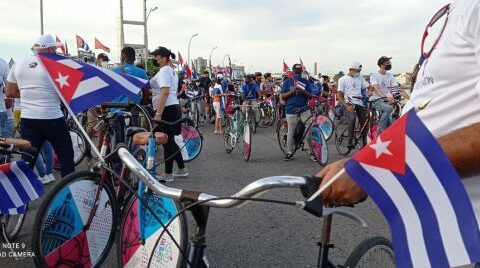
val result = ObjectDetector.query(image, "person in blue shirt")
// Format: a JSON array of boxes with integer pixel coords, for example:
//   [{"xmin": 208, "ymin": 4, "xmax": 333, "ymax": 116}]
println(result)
[
  {"xmin": 110, "ymin": 47, "xmax": 148, "ymax": 144},
  {"xmin": 280, "ymin": 63, "xmax": 318, "ymax": 161},
  {"xmin": 241, "ymin": 74, "xmax": 261, "ymax": 124}
]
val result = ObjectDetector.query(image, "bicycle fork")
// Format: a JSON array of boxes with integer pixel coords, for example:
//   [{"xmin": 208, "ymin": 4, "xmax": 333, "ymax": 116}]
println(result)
[{"xmin": 317, "ymin": 214, "xmax": 334, "ymax": 268}]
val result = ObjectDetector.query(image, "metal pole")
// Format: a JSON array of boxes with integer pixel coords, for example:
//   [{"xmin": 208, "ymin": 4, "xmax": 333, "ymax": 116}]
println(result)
[
  {"xmin": 187, "ymin": 33, "xmax": 198, "ymax": 67},
  {"xmin": 209, "ymin": 46, "xmax": 217, "ymax": 77},
  {"xmin": 40, "ymin": 0, "xmax": 44, "ymax": 34},
  {"xmin": 119, "ymin": 0, "xmax": 125, "ymax": 49},
  {"xmin": 143, "ymin": 0, "xmax": 148, "ymax": 72}
]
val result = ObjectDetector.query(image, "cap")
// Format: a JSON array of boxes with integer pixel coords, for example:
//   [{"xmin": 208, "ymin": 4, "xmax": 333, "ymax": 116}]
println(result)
[
  {"xmin": 348, "ymin": 61, "xmax": 362, "ymax": 70},
  {"xmin": 97, "ymin": 53, "xmax": 110, "ymax": 62},
  {"xmin": 150, "ymin": 46, "xmax": 175, "ymax": 59},
  {"xmin": 292, "ymin": 63, "xmax": 303, "ymax": 72},
  {"xmin": 216, "ymin": 74, "xmax": 224, "ymax": 80},
  {"xmin": 313, "ymin": 75, "xmax": 320, "ymax": 80},
  {"xmin": 34, "ymin": 34, "xmax": 62, "ymax": 49},
  {"xmin": 377, "ymin": 56, "xmax": 392, "ymax": 66}
]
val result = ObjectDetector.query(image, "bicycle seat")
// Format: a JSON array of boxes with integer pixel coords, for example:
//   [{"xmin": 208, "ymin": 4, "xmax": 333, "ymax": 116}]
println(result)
[
  {"xmin": 132, "ymin": 132, "xmax": 168, "ymax": 145},
  {"xmin": 126, "ymin": 127, "xmax": 147, "ymax": 139}
]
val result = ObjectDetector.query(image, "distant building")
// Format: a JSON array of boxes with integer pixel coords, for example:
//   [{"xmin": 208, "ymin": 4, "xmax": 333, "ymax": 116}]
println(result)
[
  {"xmin": 194, "ymin": 57, "xmax": 208, "ymax": 72},
  {"xmin": 231, "ymin": 65, "xmax": 245, "ymax": 80}
]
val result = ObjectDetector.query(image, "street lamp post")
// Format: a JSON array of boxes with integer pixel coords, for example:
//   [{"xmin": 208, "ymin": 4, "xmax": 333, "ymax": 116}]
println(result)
[
  {"xmin": 209, "ymin": 46, "xmax": 217, "ymax": 77},
  {"xmin": 40, "ymin": 0, "xmax": 44, "ymax": 34},
  {"xmin": 144, "ymin": 5, "xmax": 158, "ymax": 72},
  {"xmin": 187, "ymin": 33, "xmax": 198, "ymax": 67}
]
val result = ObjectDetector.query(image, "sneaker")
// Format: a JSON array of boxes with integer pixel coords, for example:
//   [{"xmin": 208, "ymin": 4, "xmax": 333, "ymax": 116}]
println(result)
[
  {"xmin": 157, "ymin": 174, "xmax": 175, "ymax": 182},
  {"xmin": 283, "ymin": 154, "xmax": 293, "ymax": 161},
  {"xmin": 39, "ymin": 176, "xmax": 52, "ymax": 185},
  {"xmin": 309, "ymin": 154, "xmax": 317, "ymax": 162},
  {"xmin": 47, "ymin": 174, "xmax": 56, "ymax": 183},
  {"xmin": 173, "ymin": 168, "xmax": 189, "ymax": 177}
]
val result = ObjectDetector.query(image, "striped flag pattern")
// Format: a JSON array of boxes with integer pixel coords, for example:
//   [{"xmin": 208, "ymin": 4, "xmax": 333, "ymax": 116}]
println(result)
[
  {"xmin": 0, "ymin": 161, "xmax": 44, "ymax": 215},
  {"xmin": 76, "ymin": 35, "xmax": 91, "ymax": 52},
  {"xmin": 37, "ymin": 53, "xmax": 148, "ymax": 114},
  {"xmin": 345, "ymin": 110, "xmax": 480, "ymax": 267}
]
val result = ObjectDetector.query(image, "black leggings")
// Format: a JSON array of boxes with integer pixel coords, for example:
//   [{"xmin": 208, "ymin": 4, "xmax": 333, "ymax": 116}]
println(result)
[{"xmin": 160, "ymin": 105, "xmax": 185, "ymax": 174}]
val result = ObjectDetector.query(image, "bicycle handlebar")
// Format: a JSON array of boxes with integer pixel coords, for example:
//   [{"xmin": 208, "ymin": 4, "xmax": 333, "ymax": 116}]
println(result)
[
  {"xmin": 101, "ymin": 102, "xmax": 134, "ymax": 109},
  {"xmin": 117, "ymin": 147, "xmax": 366, "ymax": 226}
]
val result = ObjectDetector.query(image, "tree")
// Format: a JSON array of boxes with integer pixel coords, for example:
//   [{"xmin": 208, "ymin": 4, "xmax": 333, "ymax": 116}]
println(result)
[
  {"xmin": 334, "ymin": 71, "xmax": 345, "ymax": 82},
  {"xmin": 146, "ymin": 59, "xmax": 160, "ymax": 78}
]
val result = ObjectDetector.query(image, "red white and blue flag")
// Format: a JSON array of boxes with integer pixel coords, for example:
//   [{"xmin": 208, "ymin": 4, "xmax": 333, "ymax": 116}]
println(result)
[
  {"xmin": 300, "ymin": 58, "xmax": 306, "ymax": 72},
  {"xmin": 283, "ymin": 60, "xmax": 290, "ymax": 73},
  {"xmin": 294, "ymin": 79, "xmax": 306, "ymax": 90},
  {"xmin": 0, "ymin": 161, "xmax": 43, "ymax": 215},
  {"xmin": 178, "ymin": 52, "xmax": 184, "ymax": 66},
  {"xmin": 191, "ymin": 60, "xmax": 198, "ymax": 79},
  {"xmin": 37, "ymin": 53, "xmax": 148, "ymax": 114},
  {"xmin": 76, "ymin": 35, "xmax": 91, "ymax": 52},
  {"xmin": 345, "ymin": 110, "xmax": 480, "ymax": 268},
  {"xmin": 184, "ymin": 64, "xmax": 192, "ymax": 79}
]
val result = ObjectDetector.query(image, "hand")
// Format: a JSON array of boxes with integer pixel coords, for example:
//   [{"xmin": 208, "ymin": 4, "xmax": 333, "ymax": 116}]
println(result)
[
  {"xmin": 154, "ymin": 114, "xmax": 162, "ymax": 121},
  {"xmin": 315, "ymin": 159, "xmax": 367, "ymax": 205},
  {"xmin": 345, "ymin": 104, "xmax": 354, "ymax": 113},
  {"xmin": 387, "ymin": 96, "xmax": 395, "ymax": 103}
]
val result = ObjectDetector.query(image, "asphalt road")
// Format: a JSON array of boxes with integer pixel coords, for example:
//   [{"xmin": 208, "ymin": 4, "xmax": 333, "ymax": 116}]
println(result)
[{"xmin": 0, "ymin": 123, "xmax": 390, "ymax": 268}]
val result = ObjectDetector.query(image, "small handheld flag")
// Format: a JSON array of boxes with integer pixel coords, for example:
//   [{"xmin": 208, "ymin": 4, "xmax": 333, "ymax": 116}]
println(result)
[
  {"xmin": 76, "ymin": 35, "xmax": 91, "ymax": 52},
  {"xmin": 94, "ymin": 38, "xmax": 110, "ymax": 53}
]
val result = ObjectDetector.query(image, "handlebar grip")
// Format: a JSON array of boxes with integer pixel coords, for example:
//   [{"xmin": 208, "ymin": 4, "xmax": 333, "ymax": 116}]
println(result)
[
  {"xmin": 101, "ymin": 102, "xmax": 133, "ymax": 109},
  {"xmin": 15, "ymin": 145, "xmax": 38, "ymax": 157}
]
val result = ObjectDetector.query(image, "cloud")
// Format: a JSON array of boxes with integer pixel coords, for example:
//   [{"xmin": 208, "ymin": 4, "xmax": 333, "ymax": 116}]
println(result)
[{"xmin": 0, "ymin": 0, "xmax": 450, "ymax": 74}]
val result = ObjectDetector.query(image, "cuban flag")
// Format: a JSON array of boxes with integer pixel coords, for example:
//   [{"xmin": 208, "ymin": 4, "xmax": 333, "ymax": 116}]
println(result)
[
  {"xmin": 191, "ymin": 60, "xmax": 198, "ymax": 79},
  {"xmin": 0, "ymin": 161, "xmax": 44, "ymax": 215},
  {"xmin": 283, "ymin": 60, "xmax": 290, "ymax": 73},
  {"xmin": 294, "ymin": 79, "xmax": 306, "ymax": 90},
  {"xmin": 178, "ymin": 52, "xmax": 184, "ymax": 66},
  {"xmin": 37, "ymin": 53, "xmax": 148, "ymax": 114},
  {"xmin": 345, "ymin": 110, "xmax": 480, "ymax": 268},
  {"xmin": 76, "ymin": 35, "xmax": 91, "ymax": 52}
]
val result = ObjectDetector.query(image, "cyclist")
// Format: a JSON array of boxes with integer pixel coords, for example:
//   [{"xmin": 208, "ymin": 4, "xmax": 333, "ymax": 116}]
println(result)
[
  {"xmin": 254, "ymin": 72, "xmax": 263, "ymax": 87},
  {"xmin": 280, "ymin": 63, "xmax": 318, "ymax": 161},
  {"xmin": 242, "ymin": 74, "xmax": 261, "ymax": 121},
  {"xmin": 198, "ymin": 71, "xmax": 212, "ymax": 123},
  {"xmin": 212, "ymin": 74, "xmax": 226, "ymax": 134},
  {"xmin": 260, "ymin": 73, "xmax": 275, "ymax": 98},
  {"xmin": 0, "ymin": 58, "xmax": 12, "ymax": 138},
  {"xmin": 369, "ymin": 56, "xmax": 396, "ymax": 135},
  {"xmin": 337, "ymin": 61, "xmax": 370, "ymax": 148},
  {"xmin": 317, "ymin": 0, "xmax": 480, "ymax": 208}
]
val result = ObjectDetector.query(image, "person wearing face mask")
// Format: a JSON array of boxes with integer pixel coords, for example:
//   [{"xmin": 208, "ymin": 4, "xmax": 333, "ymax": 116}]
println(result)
[
  {"xmin": 369, "ymin": 56, "xmax": 397, "ymax": 134},
  {"xmin": 5, "ymin": 34, "xmax": 75, "ymax": 178},
  {"xmin": 336, "ymin": 61, "xmax": 370, "ymax": 148},
  {"xmin": 96, "ymin": 53, "xmax": 110, "ymax": 68},
  {"xmin": 149, "ymin": 46, "xmax": 188, "ymax": 182}
]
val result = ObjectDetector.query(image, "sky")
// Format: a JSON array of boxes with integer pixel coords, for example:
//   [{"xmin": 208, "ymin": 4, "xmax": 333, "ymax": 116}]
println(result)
[{"xmin": 0, "ymin": 0, "xmax": 450, "ymax": 74}]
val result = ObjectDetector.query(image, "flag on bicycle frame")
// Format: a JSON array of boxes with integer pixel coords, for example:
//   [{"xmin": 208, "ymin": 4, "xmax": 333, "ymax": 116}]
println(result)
[
  {"xmin": 36, "ymin": 53, "xmax": 148, "ymax": 114},
  {"xmin": 0, "ymin": 161, "xmax": 44, "ymax": 215},
  {"xmin": 344, "ymin": 109, "xmax": 480, "ymax": 268}
]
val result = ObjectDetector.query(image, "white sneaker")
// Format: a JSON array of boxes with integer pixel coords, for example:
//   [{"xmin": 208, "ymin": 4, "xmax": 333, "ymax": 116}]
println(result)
[
  {"xmin": 39, "ymin": 176, "xmax": 52, "ymax": 185},
  {"xmin": 173, "ymin": 168, "xmax": 189, "ymax": 177},
  {"xmin": 47, "ymin": 174, "xmax": 56, "ymax": 183}
]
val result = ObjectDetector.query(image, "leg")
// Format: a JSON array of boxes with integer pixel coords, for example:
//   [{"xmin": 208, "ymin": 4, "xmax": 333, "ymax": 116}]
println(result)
[
  {"xmin": 355, "ymin": 105, "xmax": 368, "ymax": 147},
  {"xmin": 112, "ymin": 114, "xmax": 126, "ymax": 145},
  {"xmin": 346, "ymin": 109, "xmax": 357, "ymax": 144},
  {"xmin": 35, "ymin": 151, "xmax": 47, "ymax": 178},
  {"xmin": 373, "ymin": 101, "xmax": 393, "ymax": 135},
  {"xmin": 4, "ymin": 117, "xmax": 14, "ymax": 138},
  {"xmin": 300, "ymin": 110, "xmax": 313, "ymax": 150},
  {"xmin": 285, "ymin": 114, "xmax": 299, "ymax": 155},
  {"xmin": 0, "ymin": 112, "xmax": 7, "ymax": 137},
  {"xmin": 44, "ymin": 118, "xmax": 75, "ymax": 177},
  {"xmin": 19, "ymin": 118, "xmax": 44, "ymax": 169},
  {"xmin": 42, "ymin": 141, "xmax": 54, "ymax": 175}
]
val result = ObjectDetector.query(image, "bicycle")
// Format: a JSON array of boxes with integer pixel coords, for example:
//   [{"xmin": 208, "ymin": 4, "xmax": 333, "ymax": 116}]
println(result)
[
  {"xmin": 224, "ymin": 100, "xmax": 251, "ymax": 161},
  {"xmin": 257, "ymin": 94, "xmax": 277, "ymax": 127},
  {"xmin": 334, "ymin": 97, "xmax": 385, "ymax": 156},
  {"xmin": 0, "ymin": 137, "xmax": 37, "ymax": 244},
  {"xmin": 116, "ymin": 147, "xmax": 396, "ymax": 267},
  {"xmin": 310, "ymin": 95, "xmax": 335, "ymax": 141},
  {"xmin": 32, "ymin": 103, "xmax": 191, "ymax": 267},
  {"xmin": 277, "ymin": 106, "xmax": 329, "ymax": 166},
  {"xmin": 185, "ymin": 93, "xmax": 205, "ymax": 128}
]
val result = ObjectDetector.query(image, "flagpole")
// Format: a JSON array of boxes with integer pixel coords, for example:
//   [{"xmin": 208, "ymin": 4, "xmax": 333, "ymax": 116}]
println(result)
[{"xmin": 34, "ymin": 53, "xmax": 104, "ymax": 162}]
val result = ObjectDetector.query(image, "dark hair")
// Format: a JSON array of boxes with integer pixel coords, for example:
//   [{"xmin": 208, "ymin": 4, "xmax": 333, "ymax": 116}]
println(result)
[
  {"xmin": 321, "ymin": 75, "xmax": 330, "ymax": 81},
  {"xmin": 264, "ymin": 72, "xmax": 271, "ymax": 78},
  {"xmin": 121, "ymin": 47, "xmax": 136, "ymax": 64},
  {"xmin": 150, "ymin": 46, "xmax": 176, "ymax": 60}
]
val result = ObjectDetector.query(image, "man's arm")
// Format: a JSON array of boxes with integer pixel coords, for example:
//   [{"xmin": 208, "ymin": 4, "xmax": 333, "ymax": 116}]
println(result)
[{"xmin": 6, "ymin": 82, "xmax": 20, "ymax": 98}]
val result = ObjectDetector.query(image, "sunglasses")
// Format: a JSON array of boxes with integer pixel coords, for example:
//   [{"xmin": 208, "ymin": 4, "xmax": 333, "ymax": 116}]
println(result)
[{"xmin": 420, "ymin": 4, "xmax": 451, "ymax": 63}]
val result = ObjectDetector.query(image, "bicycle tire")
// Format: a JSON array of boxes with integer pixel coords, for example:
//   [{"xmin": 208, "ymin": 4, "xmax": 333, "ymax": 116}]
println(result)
[
  {"xmin": 334, "ymin": 124, "xmax": 352, "ymax": 156},
  {"xmin": 276, "ymin": 118, "xmax": 288, "ymax": 155},
  {"xmin": 53, "ymin": 127, "xmax": 87, "ymax": 171},
  {"xmin": 314, "ymin": 115, "xmax": 334, "ymax": 141},
  {"xmin": 243, "ymin": 121, "xmax": 252, "ymax": 161},
  {"xmin": 309, "ymin": 124, "xmax": 329, "ymax": 166},
  {"xmin": 0, "ymin": 204, "xmax": 28, "ymax": 242},
  {"xmin": 174, "ymin": 123, "xmax": 203, "ymax": 162},
  {"xmin": 224, "ymin": 117, "xmax": 234, "ymax": 153},
  {"xmin": 344, "ymin": 236, "xmax": 395, "ymax": 268},
  {"xmin": 32, "ymin": 170, "xmax": 118, "ymax": 268},
  {"xmin": 117, "ymin": 190, "xmax": 188, "ymax": 268}
]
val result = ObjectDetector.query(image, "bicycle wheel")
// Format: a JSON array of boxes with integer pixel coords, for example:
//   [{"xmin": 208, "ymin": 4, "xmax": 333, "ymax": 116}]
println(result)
[
  {"xmin": 174, "ymin": 123, "xmax": 203, "ymax": 162},
  {"xmin": 0, "ymin": 204, "xmax": 28, "ymax": 242},
  {"xmin": 53, "ymin": 127, "xmax": 87, "ymax": 170},
  {"xmin": 243, "ymin": 120, "xmax": 252, "ymax": 161},
  {"xmin": 344, "ymin": 236, "xmax": 395, "ymax": 268},
  {"xmin": 309, "ymin": 124, "xmax": 329, "ymax": 166},
  {"xmin": 314, "ymin": 115, "xmax": 334, "ymax": 141},
  {"xmin": 224, "ymin": 117, "xmax": 234, "ymax": 153},
  {"xmin": 117, "ymin": 192, "xmax": 188, "ymax": 268},
  {"xmin": 276, "ymin": 118, "xmax": 288, "ymax": 155},
  {"xmin": 334, "ymin": 124, "xmax": 352, "ymax": 156},
  {"xmin": 32, "ymin": 171, "xmax": 118, "ymax": 268}
]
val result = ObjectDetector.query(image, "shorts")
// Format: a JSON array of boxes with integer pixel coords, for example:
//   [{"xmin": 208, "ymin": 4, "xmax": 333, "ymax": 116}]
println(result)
[{"xmin": 213, "ymin": 102, "xmax": 223, "ymax": 119}]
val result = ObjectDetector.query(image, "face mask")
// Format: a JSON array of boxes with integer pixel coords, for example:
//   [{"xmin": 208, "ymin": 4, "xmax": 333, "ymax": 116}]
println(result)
[
  {"xmin": 153, "ymin": 60, "xmax": 159, "ymax": 67},
  {"xmin": 101, "ymin": 62, "xmax": 109, "ymax": 68},
  {"xmin": 385, "ymin": 64, "xmax": 392, "ymax": 71},
  {"xmin": 353, "ymin": 72, "xmax": 361, "ymax": 77}
]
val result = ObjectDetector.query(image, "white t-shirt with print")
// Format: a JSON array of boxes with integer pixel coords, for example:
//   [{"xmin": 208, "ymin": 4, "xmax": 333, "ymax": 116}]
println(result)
[
  {"xmin": 402, "ymin": 0, "xmax": 480, "ymax": 225},
  {"xmin": 0, "ymin": 59, "xmax": 10, "ymax": 113},
  {"xmin": 151, "ymin": 65, "xmax": 179, "ymax": 109},
  {"xmin": 369, "ymin": 71, "xmax": 398, "ymax": 101},
  {"xmin": 337, "ymin": 75, "xmax": 369, "ymax": 107},
  {"xmin": 7, "ymin": 55, "xmax": 63, "ymax": 119}
]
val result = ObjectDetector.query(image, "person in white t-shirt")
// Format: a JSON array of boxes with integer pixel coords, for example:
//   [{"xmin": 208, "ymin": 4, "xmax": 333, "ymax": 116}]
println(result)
[
  {"xmin": 5, "ymin": 34, "xmax": 74, "ymax": 181},
  {"xmin": 369, "ymin": 56, "xmax": 397, "ymax": 135},
  {"xmin": 149, "ymin": 46, "xmax": 188, "ymax": 182},
  {"xmin": 0, "ymin": 58, "xmax": 12, "ymax": 137},
  {"xmin": 337, "ymin": 61, "xmax": 370, "ymax": 148},
  {"xmin": 314, "ymin": 0, "xmax": 480, "ymax": 219}
]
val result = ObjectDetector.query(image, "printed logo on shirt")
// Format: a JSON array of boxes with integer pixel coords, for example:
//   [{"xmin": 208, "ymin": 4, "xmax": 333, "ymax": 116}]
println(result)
[
  {"xmin": 413, "ymin": 76, "xmax": 434, "ymax": 91},
  {"xmin": 29, "ymin": 62, "xmax": 38, "ymax": 68},
  {"xmin": 352, "ymin": 83, "xmax": 357, "ymax": 88}
]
